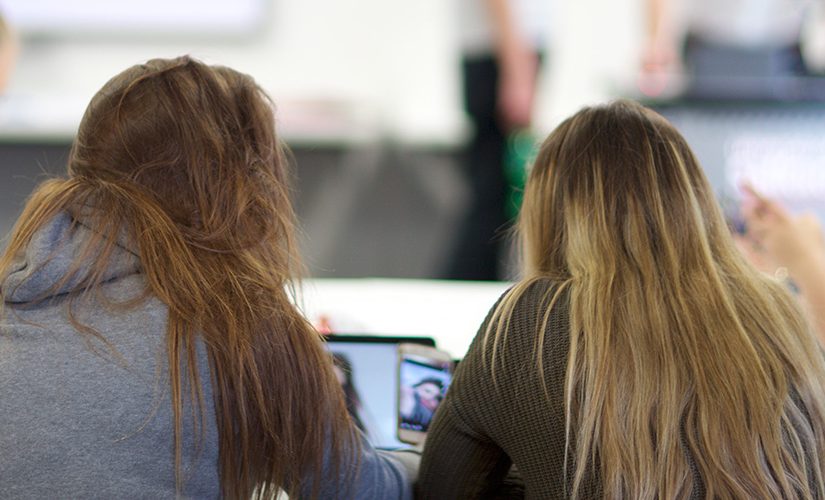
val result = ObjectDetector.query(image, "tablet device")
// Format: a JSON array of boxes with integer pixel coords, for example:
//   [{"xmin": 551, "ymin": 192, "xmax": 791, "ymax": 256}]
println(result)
[{"xmin": 325, "ymin": 335, "xmax": 434, "ymax": 448}]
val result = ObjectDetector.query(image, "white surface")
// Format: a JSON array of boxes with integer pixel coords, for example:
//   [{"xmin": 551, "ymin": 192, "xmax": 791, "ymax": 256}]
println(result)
[
  {"xmin": 0, "ymin": 0, "xmax": 466, "ymax": 145},
  {"xmin": 0, "ymin": 0, "xmax": 646, "ymax": 145},
  {"xmin": 297, "ymin": 278, "xmax": 511, "ymax": 359},
  {"xmin": 2, "ymin": 0, "xmax": 265, "ymax": 36}
]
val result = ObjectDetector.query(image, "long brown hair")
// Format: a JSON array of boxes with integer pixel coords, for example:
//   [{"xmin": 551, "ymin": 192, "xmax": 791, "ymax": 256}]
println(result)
[
  {"xmin": 487, "ymin": 100, "xmax": 825, "ymax": 498},
  {"xmin": 0, "ymin": 56, "xmax": 357, "ymax": 498}
]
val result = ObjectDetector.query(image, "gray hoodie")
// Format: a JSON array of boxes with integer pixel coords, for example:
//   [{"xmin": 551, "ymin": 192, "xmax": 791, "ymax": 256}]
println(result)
[{"xmin": 0, "ymin": 211, "xmax": 412, "ymax": 499}]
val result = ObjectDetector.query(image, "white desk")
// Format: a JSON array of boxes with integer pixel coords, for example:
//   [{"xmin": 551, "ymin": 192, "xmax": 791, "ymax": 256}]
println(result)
[{"xmin": 298, "ymin": 278, "xmax": 511, "ymax": 358}]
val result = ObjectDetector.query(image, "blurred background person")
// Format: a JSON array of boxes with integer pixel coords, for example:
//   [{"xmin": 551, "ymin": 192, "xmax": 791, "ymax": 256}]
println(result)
[
  {"xmin": 642, "ymin": 0, "xmax": 823, "ymax": 98},
  {"xmin": 0, "ymin": 13, "xmax": 16, "ymax": 92},
  {"xmin": 447, "ymin": 0, "xmax": 550, "ymax": 281}
]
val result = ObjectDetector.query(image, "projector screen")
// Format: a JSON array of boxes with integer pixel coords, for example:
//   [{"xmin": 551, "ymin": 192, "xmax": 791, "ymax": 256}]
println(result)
[{"xmin": 0, "ymin": 0, "xmax": 267, "ymax": 38}]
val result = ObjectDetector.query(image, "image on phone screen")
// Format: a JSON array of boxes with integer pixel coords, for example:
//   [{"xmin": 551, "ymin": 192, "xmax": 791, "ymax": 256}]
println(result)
[{"xmin": 398, "ymin": 353, "xmax": 452, "ymax": 435}]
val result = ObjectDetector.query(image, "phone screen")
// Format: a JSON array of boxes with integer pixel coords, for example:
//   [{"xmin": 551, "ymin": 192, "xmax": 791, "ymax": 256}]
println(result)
[{"xmin": 398, "ymin": 353, "xmax": 452, "ymax": 434}]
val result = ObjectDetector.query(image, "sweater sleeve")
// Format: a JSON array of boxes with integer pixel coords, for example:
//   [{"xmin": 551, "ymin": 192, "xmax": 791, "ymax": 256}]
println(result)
[
  {"xmin": 305, "ymin": 429, "xmax": 414, "ymax": 500},
  {"xmin": 416, "ymin": 291, "xmax": 514, "ymax": 498},
  {"xmin": 417, "ymin": 279, "xmax": 571, "ymax": 498},
  {"xmin": 347, "ymin": 440, "xmax": 414, "ymax": 500},
  {"xmin": 415, "ymin": 399, "xmax": 513, "ymax": 498}
]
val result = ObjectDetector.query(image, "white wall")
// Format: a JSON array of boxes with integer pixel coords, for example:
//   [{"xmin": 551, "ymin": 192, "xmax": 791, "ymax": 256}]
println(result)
[
  {"xmin": 3, "ymin": 0, "xmax": 644, "ymax": 144},
  {"xmin": 545, "ymin": 0, "xmax": 643, "ymax": 127}
]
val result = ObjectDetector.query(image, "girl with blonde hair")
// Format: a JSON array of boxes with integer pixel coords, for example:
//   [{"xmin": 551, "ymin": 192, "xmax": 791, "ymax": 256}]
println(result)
[{"xmin": 418, "ymin": 100, "xmax": 825, "ymax": 499}]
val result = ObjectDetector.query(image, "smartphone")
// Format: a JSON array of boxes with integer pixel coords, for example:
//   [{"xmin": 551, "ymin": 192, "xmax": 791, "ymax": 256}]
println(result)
[{"xmin": 397, "ymin": 343, "xmax": 454, "ymax": 445}]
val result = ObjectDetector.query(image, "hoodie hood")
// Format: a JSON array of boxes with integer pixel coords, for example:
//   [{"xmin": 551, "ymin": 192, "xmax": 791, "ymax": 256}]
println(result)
[{"xmin": 2, "ymin": 211, "xmax": 141, "ymax": 304}]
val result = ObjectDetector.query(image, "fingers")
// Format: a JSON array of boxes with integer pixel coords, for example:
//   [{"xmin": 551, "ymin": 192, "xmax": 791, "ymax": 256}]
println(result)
[
  {"xmin": 737, "ymin": 184, "xmax": 793, "ymax": 258},
  {"xmin": 740, "ymin": 183, "xmax": 770, "ymax": 218},
  {"xmin": 739, "ymin": 182, "xmax": 765, "ymax": 203},
  {"xmin": 735, "ymin": 183, "xmax": 825, "ymax": 279},
  {"xmin": 739, "ymin": 183, "xmax": 789, "ymax": 226},
  {"xmin": 744, "ymin": 207, "xmax": 781, "ymax": 244}
]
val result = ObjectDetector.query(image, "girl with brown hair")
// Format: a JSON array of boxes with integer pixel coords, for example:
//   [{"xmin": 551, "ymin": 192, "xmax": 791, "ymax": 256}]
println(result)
[
  {"xmin": 0, "ymin": 56, "xmax": 412, "ymax": 499},
  {"xmin": 417, "ymin": 100, "xmax": 825, "ymax": 499}
]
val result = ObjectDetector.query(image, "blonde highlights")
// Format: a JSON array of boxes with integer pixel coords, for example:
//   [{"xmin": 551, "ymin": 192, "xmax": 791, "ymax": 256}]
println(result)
[{"xmin": 489, "ymin": 100, "xmax": 825, "ymax": 498}]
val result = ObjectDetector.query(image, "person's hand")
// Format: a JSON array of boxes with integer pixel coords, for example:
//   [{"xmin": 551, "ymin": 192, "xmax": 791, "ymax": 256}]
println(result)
[
  {"xmin": 741, "ymin": 185, "xmax": 825, "ymax": 278},
  {"xmin": 486, "ymin": 0, "xmax": 539, "ymax": 130},
  {"xmin": 740, "ymin": 184, "xmax": 825, "ymax": 346},
  {"xmin": 638, "ymin": 0, "xmax": 684, "ymax": 98},
  {"xmin": 497, "ymin": 49, "xmax": 538, "ymax": 130},
  {"xmin": 732, "ymin": 233, "xmax": 777, "ymax": 275},
  {"xmin": 638, "ymin": 39, "xmax": 683, "ymax": 97}
]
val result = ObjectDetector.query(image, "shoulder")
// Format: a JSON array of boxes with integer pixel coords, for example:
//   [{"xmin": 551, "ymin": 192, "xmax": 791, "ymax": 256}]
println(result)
[
  {"xmin": 460, "ymin": 277, "xmax": 570, "ymax": 384},
  {"xmin": 470, "ymin": 277, "xmax": 571, "ymax": 391},
  {"xmin": 487, "ymin": 277, "xmax": 570, "ymax": 338},
  {"xmin": 515, "ymin": 277, "xmax": 567, "ymax": 309},
  {"xmin": 438, "ymin": 278, "xmax": 570, "ymax": 444},
  {"xmin": 0, "ymin": 286, "xmax": 169, "ymax": 383}
]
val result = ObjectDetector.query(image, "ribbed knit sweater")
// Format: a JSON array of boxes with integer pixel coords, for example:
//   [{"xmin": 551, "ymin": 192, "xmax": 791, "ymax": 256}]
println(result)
[{"xmin": 416, "ymin": 279, "xmax": 595, "ymax": 499}]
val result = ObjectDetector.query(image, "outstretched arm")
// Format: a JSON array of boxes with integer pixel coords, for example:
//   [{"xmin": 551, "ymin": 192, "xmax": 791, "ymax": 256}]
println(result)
[
  {"xmin": 639, "ymin": 0, "xmax": 684, "ymax": 95},
  {"xmin": 643, "ymin": 0, "xmax": 677, "ymax": 69},
  {"xmin": 485, "ymin": 0, "xmax": 539, "ymax": 129},
  {"xmin": 303, "ymin": 429, "xmax": 415, "ymax": 500},
  {"xmin": 0, "ymin": 14, "xmax": 17, "ymax": 92},
  {"xmin": 416, "ymin": 391, "xmax": 511, "ymax": 498},
  {"xmin": 741, "ymin": 185, "xmax": 825, "ymax": 346}
]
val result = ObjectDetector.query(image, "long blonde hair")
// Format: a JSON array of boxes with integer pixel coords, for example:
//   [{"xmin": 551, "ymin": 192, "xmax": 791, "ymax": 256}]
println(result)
[
  {"xmin": 488, "ymin": 100, "xmax": 825, "ymax": 498},
  {"xmin": 0, "ymin": 57, "xmax": 357, "ymax": 499}
]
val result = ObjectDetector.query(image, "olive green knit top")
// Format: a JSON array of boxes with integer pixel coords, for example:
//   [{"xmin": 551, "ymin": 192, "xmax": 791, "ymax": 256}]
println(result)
[{"xmin": 417, "ymin": 279, "xmax": 600, "ymax": 499}]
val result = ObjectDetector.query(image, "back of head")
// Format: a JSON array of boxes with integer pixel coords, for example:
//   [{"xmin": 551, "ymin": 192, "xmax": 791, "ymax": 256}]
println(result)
[
  {"xmin": 0, "ymin": 56, "xmax": 355, "ymax": 498},
  {"xmin": 506, "ymin": 100, "xmax": 825, "ymax": 498},
  {"xmin": 71, "ymin": 56, "xmax": 289, "ymax": 256}
]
